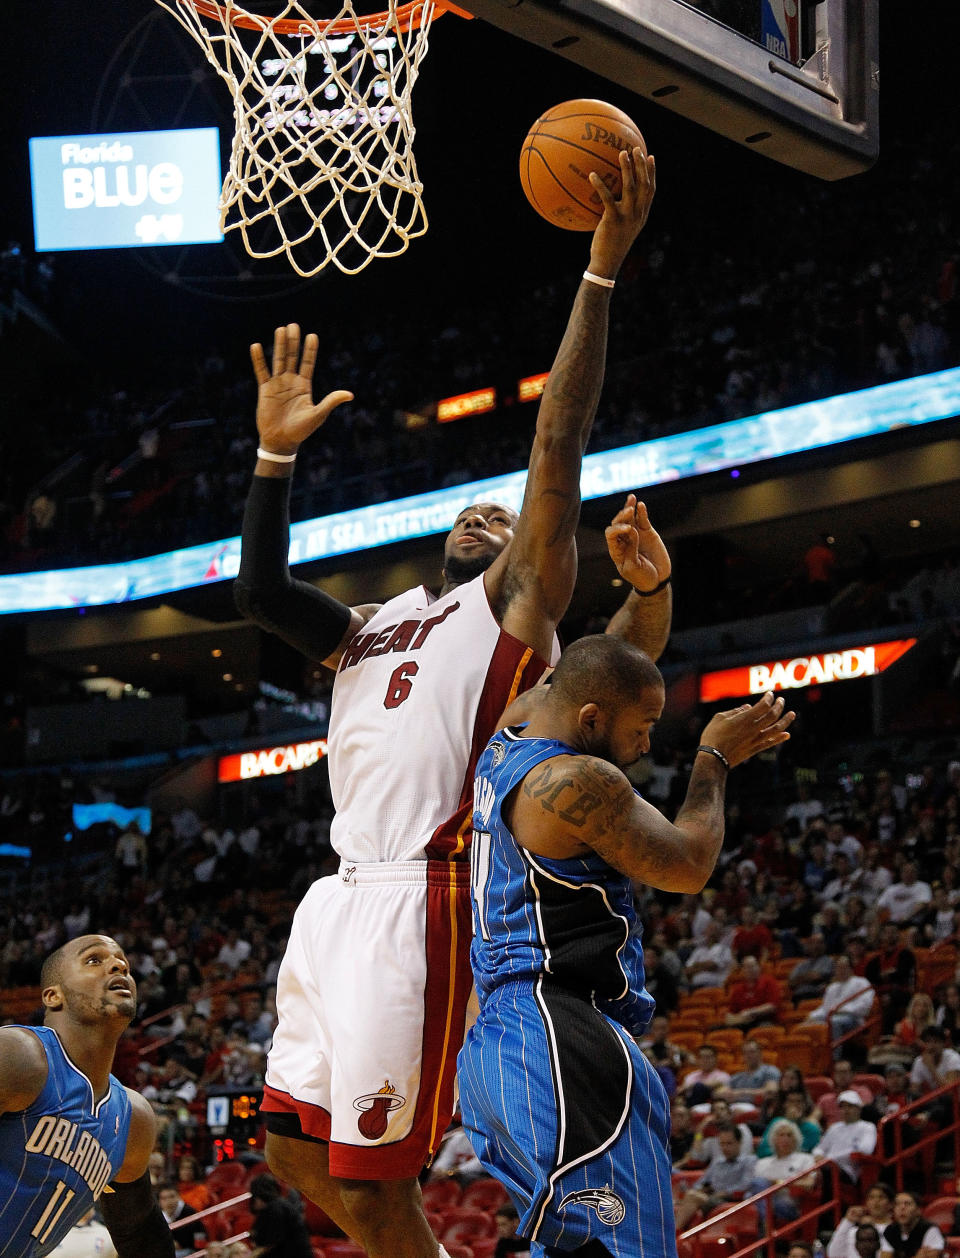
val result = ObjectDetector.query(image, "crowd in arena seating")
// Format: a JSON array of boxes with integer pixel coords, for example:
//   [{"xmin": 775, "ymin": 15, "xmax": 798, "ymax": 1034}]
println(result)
[
  {"xmin": 3, "ymin": 117, "xmax": 960, "ymax": 1240},
  {"xmin": 2, "ymin": 709, "xmax": 960, "ymax": 1252},
  {"xmin": 1, "ymin": 124, "xmax": 958, "ymax": 582}
]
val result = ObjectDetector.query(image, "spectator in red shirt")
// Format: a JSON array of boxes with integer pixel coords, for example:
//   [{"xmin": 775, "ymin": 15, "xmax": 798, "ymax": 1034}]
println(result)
[
  {"xmin": 732, "ymin": 905, "xmax": 775, "ymax": 963},
  {"xmin": 725, "ymin": 956, "xmax": 782, "ymax": 1030}
]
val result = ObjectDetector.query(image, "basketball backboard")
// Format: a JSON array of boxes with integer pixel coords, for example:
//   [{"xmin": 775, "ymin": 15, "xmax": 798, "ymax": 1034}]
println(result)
[{"xmin": 461, "ymin": 0, "xmax": 878, "ymax": 179}]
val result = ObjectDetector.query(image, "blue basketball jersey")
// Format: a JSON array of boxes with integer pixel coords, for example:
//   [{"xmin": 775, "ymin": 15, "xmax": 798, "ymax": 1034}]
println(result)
[
  {"xmin": 0, "ymin": 1026, "xmax": 132, "ymax": 1257},
  {"xmin": 469, "ymin": 726, "xmax": 655, "ymax": 1036},
  {"xmin": 461, "ymin": 728, "xmax": 675, "ymax": 1256}
]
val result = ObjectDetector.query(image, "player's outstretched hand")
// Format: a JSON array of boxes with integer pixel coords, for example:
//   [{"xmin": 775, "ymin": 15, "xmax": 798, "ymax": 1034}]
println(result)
[
  {"xmin": 588, "ymin": 146, "xmax": 656, "ymax": 278},
  {"xmin": 250, "ymin": 323, "xmax": 353, "ymax": 456},
  {"xmin": 698, "ymin": 692, "xmax": 795, "ymax": 769},
  {"xmin": 605, "ymin": 493, "xmax": 670, "ymax": 593}
]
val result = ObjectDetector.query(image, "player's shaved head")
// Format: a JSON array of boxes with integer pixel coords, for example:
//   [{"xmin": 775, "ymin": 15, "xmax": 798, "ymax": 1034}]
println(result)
[
  {"xmin": 548, "ymin": 634, "xmax": 663, "ymax": 713},
  {"xmin": 40, "ymin": 935, "xmax": 121, "ymax": 992},
  {"xmin": 40, "ymin": 944, "xmax": 68, "ymax": 993}
]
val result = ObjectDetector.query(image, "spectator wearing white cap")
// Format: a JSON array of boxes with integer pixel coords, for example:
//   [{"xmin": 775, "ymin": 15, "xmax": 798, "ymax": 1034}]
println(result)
[{"xmin": 815, "ymin": 1092, "xmax": 878, "ymax": 1183}]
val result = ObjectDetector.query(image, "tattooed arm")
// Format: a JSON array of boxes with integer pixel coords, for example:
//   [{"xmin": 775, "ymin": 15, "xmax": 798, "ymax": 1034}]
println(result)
[
  {"xmin": 507, "ymin": 692, "xmax": 794, "ymax": 892},
  {"xmin": 486, "ymin": 148, "xmax": 657, "ymax": 661},
  {"xmin": 508, "ymin": 753, "xmax": 728, "ymax": 893}
]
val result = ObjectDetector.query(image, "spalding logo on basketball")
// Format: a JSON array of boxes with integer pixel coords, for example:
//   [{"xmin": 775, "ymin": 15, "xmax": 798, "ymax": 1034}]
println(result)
[
  {"xmin": 354, "ymin": 1080, "xmax": 406, "ymax": 1139},
  {"xmin": 520, "ymin": 99, "xmax": 646, "ymax": 232}
]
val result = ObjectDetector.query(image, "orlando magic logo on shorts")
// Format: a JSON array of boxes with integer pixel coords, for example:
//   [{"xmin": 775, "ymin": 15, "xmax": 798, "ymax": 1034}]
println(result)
[{"xmin": 558, "ymin": 1186, "xmax": 626, "ymax": 1225}]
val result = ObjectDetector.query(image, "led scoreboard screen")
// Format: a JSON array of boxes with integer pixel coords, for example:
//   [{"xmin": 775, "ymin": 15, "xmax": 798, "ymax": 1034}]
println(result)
[{"xmin": 29, "ymin": 128, "xmax": 223, "ymax": 252}]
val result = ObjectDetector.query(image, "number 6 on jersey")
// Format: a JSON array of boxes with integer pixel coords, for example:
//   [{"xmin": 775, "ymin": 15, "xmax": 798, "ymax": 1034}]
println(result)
[{"xmin": 383, "ymin": 661, "xmax": 418, "ymax": 709}]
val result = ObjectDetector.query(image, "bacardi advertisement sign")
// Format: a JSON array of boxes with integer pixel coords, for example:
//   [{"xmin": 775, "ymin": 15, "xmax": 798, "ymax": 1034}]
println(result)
[
  {"xmin": 699, "ymin": 639, "xmax": 917, "ymax": 703},
  {"xmin": 218, "ymin": 739, "xmax": 328, "ymax": 782},
  {"xmin": 437, "ymin": 387, "xmax": 497, "ymax": 423}
]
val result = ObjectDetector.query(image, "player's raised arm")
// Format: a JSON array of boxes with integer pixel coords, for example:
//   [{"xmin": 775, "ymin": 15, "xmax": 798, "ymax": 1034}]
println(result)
[
  {"xmin": 603, "ymin": 494, "xmax": 673, "ymax": 661},
  {"xmin": 487, "ymin": 149, "xmax": 656, "ymax": 658},
  {"xmin": 234, "ymin": 323, "xmax": 380, "ymax": 668},
  {"xmin": 513, "ymin": 692, "xmax": 793, "ymax": 892}
]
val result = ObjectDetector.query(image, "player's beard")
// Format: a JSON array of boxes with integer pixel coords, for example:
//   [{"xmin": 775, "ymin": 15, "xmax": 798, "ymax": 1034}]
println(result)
[{"xmin": 443, "ymin": 550, "xmax": 494, "ymax": 584}]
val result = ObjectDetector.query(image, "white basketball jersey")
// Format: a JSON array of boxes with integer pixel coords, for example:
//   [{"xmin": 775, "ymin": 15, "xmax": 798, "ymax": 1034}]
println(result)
[{"xmin": 327, "ymin": 574, "xmax": 554, "ymax": 863}]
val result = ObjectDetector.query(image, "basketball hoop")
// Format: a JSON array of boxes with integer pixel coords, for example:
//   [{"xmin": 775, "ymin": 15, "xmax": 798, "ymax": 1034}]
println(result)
[{"xmin": 153, "ymin": 0, "xmax": 467, "ymax": 276}]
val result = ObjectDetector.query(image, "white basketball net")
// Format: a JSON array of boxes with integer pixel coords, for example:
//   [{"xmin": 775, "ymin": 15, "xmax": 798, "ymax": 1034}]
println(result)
[{"xmin": 154, "ymin": 0, "xmax": 438, "ymax": 276}]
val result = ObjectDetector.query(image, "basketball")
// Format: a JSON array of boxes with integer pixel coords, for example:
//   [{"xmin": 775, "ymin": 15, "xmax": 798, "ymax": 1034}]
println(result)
[{"xmin": 519, "ymin": 99, "xmax": 646, "ymax": 232}]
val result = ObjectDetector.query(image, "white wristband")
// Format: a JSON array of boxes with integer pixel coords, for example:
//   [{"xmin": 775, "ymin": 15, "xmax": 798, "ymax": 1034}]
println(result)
[
  {"xmin": 257, "ymin": 447, "xmax": 297, "ymax": 464},
  {"xmin": 583, "ymin": 270, "xmax": 616, "ymax": 289}
]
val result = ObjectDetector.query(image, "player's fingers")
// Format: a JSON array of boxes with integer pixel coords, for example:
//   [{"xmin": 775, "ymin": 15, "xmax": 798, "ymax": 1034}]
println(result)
[
  {"xmin": 757, "ymin": 710, "xmax": 796, "ymax": 739},
  {"xmin": 645, "ymin": 154, "xmax": 657, "ymax": 198},
  {"xmin": 588, "ymin": 170, "xmax": 615, "ymax": 208},
  {"xmin": 300, "ymin": 332, "xmax": 319, "ymax": 381},
  {"xmin": 249, "ymin": 342, "xmax": 269, "ymax": 386},
  {"xmin": 619, "ymin": 146, "xmax": 638, "ymax": 190},
  {"xmin": 606, "ymin": 522, "xmax": 639, "ymax": 542},
  {"xmin": 272, "ymin": 326, "xmax": 285, "ymax": 376},
  {"xmin": 609, "ymin": 500, "xmax": 637, "ymax": 526},
  {"xmin": 750, "ymin": 692, "xmax": 778, "ymax": 719},
  {"xmin": 634, "ymin": 500, "xmax": 651, "ymax": 528},
  {"xmin": 285, "ymin": 323, "xmax": 301, "ymax": 374},
  {"xmin": 314, "ymin": 389, "xmax": 354, "ymax": 423}
]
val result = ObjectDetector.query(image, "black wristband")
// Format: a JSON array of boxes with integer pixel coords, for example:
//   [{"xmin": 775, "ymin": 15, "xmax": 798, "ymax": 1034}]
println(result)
[
  {"xmin": 696, "ymin": 744, "xmax": 730, "ymax": 771},
  {"xmin": 100, "ymin": 1172, "xmax": 176, "ymax": 1258},
  {"xmin": 632, "ymin": 574, "xmax": 672, "ymax": 597}
]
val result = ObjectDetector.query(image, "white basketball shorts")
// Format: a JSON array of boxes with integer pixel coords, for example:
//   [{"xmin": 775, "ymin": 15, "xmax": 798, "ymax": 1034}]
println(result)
[{"xmin": 261, "ymin": 858, "xmax": 473, "ymax": 1180}]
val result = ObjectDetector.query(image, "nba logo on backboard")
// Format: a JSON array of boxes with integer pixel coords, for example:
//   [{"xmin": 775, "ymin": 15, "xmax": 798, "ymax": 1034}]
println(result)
[
  {"xmin": 761, "ymin": 0, "xmax": 799, "ymax": 62},
  {"xmin": 206, "ymin": 1096, "xmax": 230, "ymax": 1131}
]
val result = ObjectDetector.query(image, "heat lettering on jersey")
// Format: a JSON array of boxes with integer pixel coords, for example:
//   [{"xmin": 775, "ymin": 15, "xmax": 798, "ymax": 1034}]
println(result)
[
  {"xmin": 24, "ymin": 1115, "xmax": 114, "ymax": 1197},
  {"xmin": 338, "ymin": 602, "xmax": 461, "ymax": 672}
]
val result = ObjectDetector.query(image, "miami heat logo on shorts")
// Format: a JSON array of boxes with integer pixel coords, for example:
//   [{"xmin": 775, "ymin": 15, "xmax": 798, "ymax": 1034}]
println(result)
[
  {"xmin": 353, "ymin": 1080, "xmax": 407, "ymax": 1139},
  {"xmin": 558, "ymin": 1186, "xmax": 626, "ymax": 1225}
]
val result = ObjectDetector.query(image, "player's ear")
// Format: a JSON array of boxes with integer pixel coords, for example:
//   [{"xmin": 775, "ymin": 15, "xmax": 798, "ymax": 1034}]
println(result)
[
  {"xmin": 577, "ymin": 702, "xmax": 602, "ymax": 734},
  {"xmin": 42, "ymin": 983, "xmax": 65, "ymax": 1012}
]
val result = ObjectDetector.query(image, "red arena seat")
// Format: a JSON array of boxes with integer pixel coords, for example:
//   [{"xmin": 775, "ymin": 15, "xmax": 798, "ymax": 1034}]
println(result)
[
  {"xmin": 441, "ymin": 1206, "xmax": 498, "ymax": 1249},
  {"xmin": 422, "ymin": 1179, "xmax": 463, "ymax": 1210},
  {"xmin": 923, "ymin": 1198, "xmax": 960, "ymax": 1234},
  {"xmin": 461, "ymin": 1177, "xmax": 509, "ymax": 1211}
]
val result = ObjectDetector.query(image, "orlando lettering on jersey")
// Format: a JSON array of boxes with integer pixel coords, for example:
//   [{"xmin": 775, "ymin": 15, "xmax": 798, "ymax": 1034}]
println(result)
[
  {"xmin": 0, "ymin": 1026, "xmax": 132, "ymax": 1258},
  {"xmin": 24, "ymin": 1115, "xmax": 114, "ymax": 1197},
  {"xmin": 337, "ymin": 603, "xmax": 460, "ymax": 671}
]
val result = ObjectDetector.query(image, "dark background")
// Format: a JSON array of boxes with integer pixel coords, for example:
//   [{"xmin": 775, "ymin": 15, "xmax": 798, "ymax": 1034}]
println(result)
[{"xmin": 0, "ymin": 0, "xmax": 945, "ymax": 363}]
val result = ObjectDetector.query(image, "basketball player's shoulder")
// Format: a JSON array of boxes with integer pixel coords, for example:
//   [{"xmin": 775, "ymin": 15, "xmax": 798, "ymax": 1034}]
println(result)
[
  {"xmin": 0, "ymin": 1026, "xmax": 49, "ymax": 1109},
  {"xmin": 569, "ymin": 754, "xmax": 634, "ymax": 799}
]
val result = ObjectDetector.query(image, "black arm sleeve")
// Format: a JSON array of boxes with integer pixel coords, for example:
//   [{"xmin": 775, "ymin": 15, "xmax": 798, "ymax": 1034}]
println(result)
[
  {"xmin": 233, "ymin": 473, "xmax": 353, "ymax": 662},
  {"xmin": 99, "ymin": 1172, "xmax": 175, "ymax": 1258}
]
